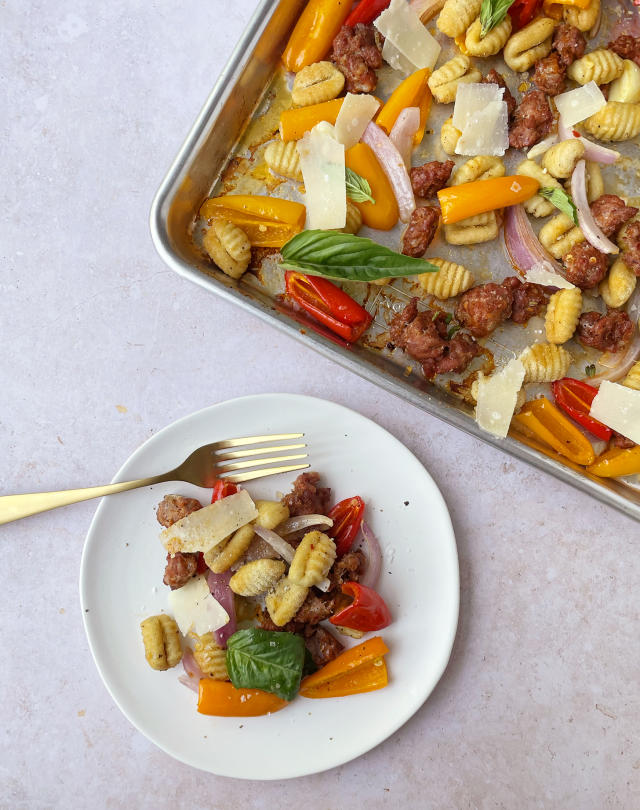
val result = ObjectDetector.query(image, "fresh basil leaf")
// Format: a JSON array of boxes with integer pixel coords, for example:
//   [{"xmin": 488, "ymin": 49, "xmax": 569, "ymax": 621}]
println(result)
[
  {"xmin": 539, "ymin": 187, "xmax": 579, "ymax": 226},
  {"xmin": 280, "ymin": 230, "xmax": 439, "ymax": 282},
  {"xmin": 480, "ymin": 0, "xmax": 515, "ymax": 37},
  {"xmin": 585, "ymin": 363, "xmax": 596, "ymax": 378},
  {"xmin": 226, "ymin": 628, "xmax": 305, "ymax": 701},
  {"xmin": 345, "ymin": 167, "xmax": 375, "ymax": 205}
]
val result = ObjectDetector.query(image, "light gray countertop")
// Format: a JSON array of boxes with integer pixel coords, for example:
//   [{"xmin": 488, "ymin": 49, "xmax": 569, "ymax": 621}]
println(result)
[{"xmin": 2, "ymin": 2, "xmax": 639, "ymax": 807}]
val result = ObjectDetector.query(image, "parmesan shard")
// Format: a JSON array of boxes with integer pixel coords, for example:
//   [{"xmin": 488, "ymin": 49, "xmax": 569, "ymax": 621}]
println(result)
[
  {"xmin": 167, "ymin": 575, "xmax": 230, "ymax": 636},
  {"xmin": 334, "ymin": 93, "xmax": 381, "ymax": 149},
  {"xmin": 382, "ymin": 39, "xmax": 415, "ymax": 76},
  {"xmin": 589, "ymin": 380, "xmax": 640, "ymax": 444},
  {"xmin": 297, "ymin": 122, "xmax": 347, "ymax": 230},
  {"xmin": 455, "ymin": 99, "xmax": 509, "ymax": 157},
  {"xmin": 475, "ymin": 359, "xmax": 526, "ymax": 438},
  {"xmin": 375, "ymin": 0, "xmax": 441, "ymax": 72},
  {"xmin": 555, "ymin": 82, "xmax": 606, "ymax": 127},
  {"xmin": 524, "ymin": 264, "xmax": 576, "ymax": 290},
  {"xmin": 452, "ymin": 83, "xmax": 504, "ymax": 131},
  {"xmin": 160, "ymin": 489, "xmax": 258, "ymax": 555}
]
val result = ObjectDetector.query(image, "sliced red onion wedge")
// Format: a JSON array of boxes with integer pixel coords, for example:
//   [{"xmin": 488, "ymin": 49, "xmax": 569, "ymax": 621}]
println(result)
[
  {"xmin": 207, "ymin": 569, "xmax": 236, "ymax": 648},
  {"xmin": 503, "ymin": 204, "xmax": 564, "ymax": 276},
  {"xmin": 362, "ymin": 121, "xmax": 416, "ymax": 222},
  {"xmin": 587, "ymin": 286, "xmax": 640, "ymax": 383},
  {"xmin": 179, "ymin": 649, "xmax": 205, "ymax": 693},
  {"xmin": 278, "ymin": 514, "xmax": 333, "ymax": 535},
  {"xmin": 571, "ymin": 160, "xmax": 619, "ymax": 255},
  {"xmin": 527, "ymin": 134, "xmax": 558, "ymax": 160},
  {"xmin": 389, "ymin": 106, "xmax": 420, "ymax": 170},
  {"xmin": 253, "ymin": 524, "xmax": 295, "ymax": 564},
  {"xmin": 357, "ymin": 520, "xmax": 383, "ymax": 590},
  {"xmin": 557, "ymin": 117, "xmax": 620, "ymax": 165}
]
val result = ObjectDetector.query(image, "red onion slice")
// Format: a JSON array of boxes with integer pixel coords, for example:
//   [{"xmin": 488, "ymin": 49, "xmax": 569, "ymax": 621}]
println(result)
[
  {"xmin": 278, "ymin": 514, "xmax": 333, "ymax": 535},
  {"xmin": 179, "ymin": 649, "xmax": 205, "ymax": 693},
  {"xmin": 253, "ymin": 525, "xmax": 295, "ymax": 564},
  {"xmin": 357, "ymin": 520, "xmax": 383, "ymax": 590},
  {"xmin": 571, "ymin": 160, "xmax": 619, "ymax": 254},
  {"xmin": 207, "ymin": 569, "xmax": 236, "ymax": 648},
  {"xmin": 587, "ymin": 286, "xmax": 640, "ymax": 384},
  {"xmin": 504, "ymin": 204, "xmax": 564, "ymax": 276},
  {"xmin": 557, "ymin": 117, "xmax": 620, "ymax": 165},
  {"xmin": 389, "ymin": 106, "xmax": 420, "ymax": 169},
  {"xmin": 362, "ymin": 121, "xmax": 416, "ymax": 222}
]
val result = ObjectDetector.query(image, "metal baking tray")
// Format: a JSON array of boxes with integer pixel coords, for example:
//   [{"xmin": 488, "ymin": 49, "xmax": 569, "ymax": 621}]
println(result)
[{"xmin": 150, "ymin": 0, "xmax": 640, "ymax": 521}]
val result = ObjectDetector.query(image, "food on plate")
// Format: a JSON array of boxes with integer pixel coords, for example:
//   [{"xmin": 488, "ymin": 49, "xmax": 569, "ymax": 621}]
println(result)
[
  {"xmin": 195, "ymin": 0, "xmax": 640, "ymax": 483},
  {"xmin": 141, "ymin": 473, "xmax": 392, "ymax": 715}
]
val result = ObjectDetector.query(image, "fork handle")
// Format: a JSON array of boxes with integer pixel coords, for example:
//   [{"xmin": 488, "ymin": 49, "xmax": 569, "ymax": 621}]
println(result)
[{"xmin": 0, "ymin": 475, "xmax": 165, "ymax": 526}]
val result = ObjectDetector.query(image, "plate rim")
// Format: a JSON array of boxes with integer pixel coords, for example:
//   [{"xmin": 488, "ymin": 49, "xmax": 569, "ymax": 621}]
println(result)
[{"xmin": 79, "ymin": 392, "xmax": 460, "ymax": 779}]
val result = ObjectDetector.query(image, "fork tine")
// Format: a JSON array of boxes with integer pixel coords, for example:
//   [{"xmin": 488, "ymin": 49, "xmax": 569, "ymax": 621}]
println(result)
[
  {"xmin": 217, "ymin": 453, "xmax": 308, "ymax": 473},
  {"xmin": 216, "ymin": 433, "xmax": 304, "ymax": 449},
  {"xmin": 224, "ymin": 462, "xmax": 310, "ymax": 483},
  {"xmin": 215, "ymin": 443, "xmax": 306, "ymax": 461}
]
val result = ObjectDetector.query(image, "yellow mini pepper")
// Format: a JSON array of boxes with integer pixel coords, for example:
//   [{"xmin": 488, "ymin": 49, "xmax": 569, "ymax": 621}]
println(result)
[
  {"xmin": 587, "ymin": 446, "xmax": 640, "ymax": 478},
  {"xmin": 437, "ymin": 176, "xmax": 540, "ymax": 224},
  {"xmin": 282, "ymin": 0, "xmax": 352, "ymax": 72},
  {"xmin": 345, "ymin": 143, "xmax": 399, "ymax": 231},
  {"xmin": 199, "ymin": 195, "xmax": 306, "ymax": 247},
  {"xmin": 375, "ymin": 67, "xmax": 432, "ymax": 145},
  {"xmin": 299, "ymin": 635, "xmax": 389, "ymax": 698},
  {"xmin": 510, "ymin": 397, "xmax": 596, "ymax": 466},
  {"xmin": 280, "ymin": 98, "xmax": 346, "ymax": 142}
]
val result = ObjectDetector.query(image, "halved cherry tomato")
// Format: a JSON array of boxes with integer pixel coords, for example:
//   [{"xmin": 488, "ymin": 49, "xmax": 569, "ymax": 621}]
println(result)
[
  {"xmin": 211, "ymin": 479, "xmax": 239, "ymax": 503},
  {"xmin": 551, "ymin": 378, "xmax": 613, "ymax": 442},
  {"xmin": 329, "ymin": 581, "xmax": 392, "ymax": 631},
  {"xmin": 327, "ymin": 495, "xmax": 365, "ymax": 556}
]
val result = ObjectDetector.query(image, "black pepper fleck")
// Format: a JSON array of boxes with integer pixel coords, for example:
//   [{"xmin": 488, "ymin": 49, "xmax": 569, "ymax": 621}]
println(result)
[{"xmin": 403, "ymin": 500, "xmax": 409, "ymax": 506}]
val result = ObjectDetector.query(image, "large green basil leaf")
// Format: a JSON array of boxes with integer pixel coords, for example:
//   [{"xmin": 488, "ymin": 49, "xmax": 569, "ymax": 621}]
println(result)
[{"xmin": 226, "ymin": 628, "xmax": 306, "ymax": 702}]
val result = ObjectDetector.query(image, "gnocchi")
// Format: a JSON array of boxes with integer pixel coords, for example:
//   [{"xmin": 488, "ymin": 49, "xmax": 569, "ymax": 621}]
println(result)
[
  {"xmin": 451, "ymin": 155, "xmax": 505, "ymax": 186},
  {"xmin": 563, "ymin": 0, "xmax": 599, "ymax": 32},
  {"xmin": 444, "ymin": 211, "xmax": 499, "ymax": 244},
  {"xmin": 567, "ymin": 49, "xmax": 624, "ymax": 86},
  {"xmin": 140, "ymin": 614, "xmax": 182, "ymax": 671},
  {"xmin": 622, "ymin": 360, "xmax": 640, "ymax": 391},
  {"xmin": 418, "ymin": 258, "xmax": 474, "ymax": 299},
  {"xmin": 230, "ymin": 558, "xmax": 287, "ymax": 596},
  {"xmin": 265, "ymin": 577, "xmax": 309, "ymax": 627},
  {"xmin": 464, "ymin": 16, "xmax": 512, "ymax": 57},
  {"xmin": 545, "ymin": 288, "xmax": 582, "ymax": 344},
  {"xmin": 192, "ymin": 633, "xmax": 229, "ymax": 680},
  {"xmin": 428, "ymin": 54, "xmax": 482, "ymax": 103},
  {"xmin": 539, "ymin": 213, "xmax": 584, "ymax": 259},
  {"xmin": 437, "ymin": 0, "xmax": 482, "ymax": 38},
  {"xmin": 288, "ymin": 531, "xmax": 336, "ymax": 588},
  {"xmin": 516, "ymin": 159, "xmax": 563, "ymax": 218},
  {"xmin": 542, "ymin": 140, "xmax": 586, "ymax": 179},
  {"xmin": 291, "ymin": 61, "xmax": 344, "ymax": 106},
  {"xmin": 503, "ymin": 17, "xmax": 554, "ymax": 73},
  {"xmin": 583, "ymin": 102, "xmax": 640, "ymax": 142},
  {"xmin": 599, "ymin": 258, "xmax": 637, "ymax": 308},
  {"xmin": 609, "ymin": 60, "xmax": 640, "ymax": 104},
  {"xmin": 203, "ymin": 221, "xmax": 251, "ymax": 279},
  {"xmin": 440, "ymin": 116, "xmax": 462, "ymax": 155},
  {"xmin": 264, "ymin": 139, "xmax": 303, "ymax": 181},
  {"xmin": 519, "ymin": 343, "xmax": 573, "ymax": 383}
]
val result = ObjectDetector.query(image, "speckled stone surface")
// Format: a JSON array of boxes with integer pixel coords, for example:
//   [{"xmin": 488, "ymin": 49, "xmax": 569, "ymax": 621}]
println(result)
[{"xmin": 2, "ymin": 2, "xmax": 639, "ymax": 807}]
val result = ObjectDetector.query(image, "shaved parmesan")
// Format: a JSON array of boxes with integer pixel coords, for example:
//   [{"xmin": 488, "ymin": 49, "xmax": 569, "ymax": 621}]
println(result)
[
  {"xmin": 375, "ymin": 0, "xmax": 441, "ymax": 72},
  {"xmin": 527, "ymin": 134, "xmax": 558, "ymax": 160},
  {"xmin": 589, "ymin": 380, "xmax": 640, "ymax": 444},
  {"xmin": 168, "ymin": 575, "xmax": 230, "ymax": 636},
  {"xmin": 160, "ymin": 489, "xmax": 258, "ymax": 555},
  {"xmin": 555, "ymin": 81, "xmax": 606, "ymax": 127},
  {"xmin": 452, "ymin": 83, "xmax": 503, "ymax": 131},
  {"xmin": 525, "ymin": 264, "xmax": 576, "ymax": 289},
  {"xmin": 297, "ymin": 122, "xmax": 346, "ymax": 229},
  {"xmin": 475, "ymin": 359, "xmax": 526, "ymax": 438},
  {"xmin": 382, "ymin": 39, "xmax": 415, "ymax": 76},
  {"xmin": 455, "ymin": 100, "xmax": 509, "ymax": 157},
  {"xmin": 335, "ymin": 93, "xmax": 381, "ymax": 149}
]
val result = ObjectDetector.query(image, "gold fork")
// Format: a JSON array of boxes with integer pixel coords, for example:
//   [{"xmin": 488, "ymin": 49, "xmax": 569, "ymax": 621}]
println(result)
[{"xmin": 0, "ymin": 433, "xmax": 309, "ymax": 526}]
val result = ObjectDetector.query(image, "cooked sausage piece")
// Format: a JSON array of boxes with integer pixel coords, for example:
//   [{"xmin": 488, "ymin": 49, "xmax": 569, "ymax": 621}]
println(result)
[
  {"xmin": 455, "ymin": 283, "xmax": 513, "ymax": 337},
  {"xmin": 281, "ymin": 471, "xmax": 331, "ymax": 517},
  {"xmin": 410, "ymin": 161, "xmax": 454, "ymax": 198},
  {"xmin": 305, "ymin": 626, "xmax": 344, "ymax": 669},
  {"xmin": 563, "ymin": 242, "xmax": 609, "ymax": 289},
  {"xmin": 509, "ymin": 90, "xmax": 553, "ymax": 150},
  {"xmin": 329, "ymin": 549, "xmax": 366, "ymax": 589},
  {"xmin": 502, "ymin": 277, "xmax": 551, "ymax": 323},
  {"xmin": 577, "ymin": 310, "xmax": 634, "ymax": 352},
  {"xmin": 611, "ymin": 432, "xmax": 636, "ymax": 450},
  {"xmin": 331, "ymin": 24, "xmax": 383, "ymax": 93},
  {"xmin": 401, "ymin": 207, "xmax": 440, "ymax": 257},
  {"xmin": 590, "ymin": 195, "xmax": 638, "ymax": 237},
  {"xmin": 482, "ymin": 69, "xmax": 517, "ymax": 118},
  {"xmin": 553, "ymin": 24, "xmax": 586, "ymax": 67},
  {"xmin": 437, "ymin": 333, "xmax": 482, "ymax": 375},
  {"xmin": 163, "ymin": 551, "xmax": 199, "ymax": 590},
  {"xmin": 608, "ymin": 35, "xmax": 640, "ymax": 68},
  {"xmin": 156, "ymin": 494, "xmax": 202, "ymax": 527},
  {"xmin": 532, "ymin": 52, "xmax": 566, "ymax": 97},
  {"xmin": 620, "ymin": 221, "xmax": 640, "ymax": 275}
]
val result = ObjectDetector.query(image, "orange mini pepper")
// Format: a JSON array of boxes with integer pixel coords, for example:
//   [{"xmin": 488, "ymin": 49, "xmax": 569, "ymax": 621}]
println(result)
[
  {"xmin": 586, "ymin": 445, "xmax": 640, "ymax": 478},
  {"xmin": 375, "ymin": 68, "xmax": 432, "ymax": 145},
  {"xmin": 197, "ymin": 679, "xmax": 289, "ymax": 716},
  {"xmin": 282, "ymin": 0, "xmax": 352, "ymax": 72},
  {"xmin": 542, "ymin": 0, "xmax": 591, "ymax": 18},
  {"xmin": 299, "ymin": 636, "xmax": 389, "ymax": 699},
  {"xmin": 280, "ymin": 98, "xmax": 346, "ymax": 142},
  {"xmin": 345, "ymin": 143, "xmax": 399, "ymax": 231},
  {"xmin": 510, "ymin": 397, "xmax": 596, "ymax": 466},
  {"xmin": 437, "ymin": 176, "xmax": 540, "ymax": 225},
  {"xmin": 199, "ymin": 195, "xmax": 306, "ymax": 248}
]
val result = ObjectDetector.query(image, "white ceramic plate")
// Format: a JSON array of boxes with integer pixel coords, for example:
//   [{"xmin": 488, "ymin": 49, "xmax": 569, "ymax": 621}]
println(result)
[{"xmin": 80, "ymin": 394, "xmax": 459, "ymax": 779}]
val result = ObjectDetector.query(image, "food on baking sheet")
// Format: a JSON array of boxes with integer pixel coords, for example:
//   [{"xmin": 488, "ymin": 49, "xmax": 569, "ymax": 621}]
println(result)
[
  {"xmin": 141, "ymin": 473, "xmax": 392, "ymax": 715},
  {"xmin": 194, "ymin": 0, "xmax": 640, "ymax": 480}
]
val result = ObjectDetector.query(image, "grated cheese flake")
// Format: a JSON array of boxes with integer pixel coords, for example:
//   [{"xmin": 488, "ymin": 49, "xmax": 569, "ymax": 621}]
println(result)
[
  {"xmin": 589, "ymin": 380, "xmax": 640, "ymax": 444},
  {"xmin": 524, "ymin": 264, "xmax": 576, "ymax": 289},
  {"xmin": 297, "ymin": 122, "xmax": 346, "ymax": 230},
  {"xmin": 375, "ymin": 0, "xmax": 441, "ymax": 72},
  {"xmin": 475, "ymin": 359, "xmax": 526, "ymax": 438},
  {"xmin": 555, "ymin": 81, "xmax": 606, "ymax": 127},
  {"xmin": 334, "ymin": 93, "xmax": 381, "ymax": 149},
  {"xmin": 168, "ymin": 575, "xmax": 230, "ymax": 636}
]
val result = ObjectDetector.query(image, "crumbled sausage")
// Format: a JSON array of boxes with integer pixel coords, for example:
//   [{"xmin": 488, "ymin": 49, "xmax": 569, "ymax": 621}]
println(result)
[
  {"xmin": 620, "ymin": 220, "xmax": 640, "ymax": 275},
  {"xmin": 509, "ymin": 89, "xmax": 553, "ymax": 150},
  {"xmin": 590, "ymin": 195, "xmax": 638, "ymax": 237},
  {"xmin": 156, "ymin": 494, "xmax": 202, "ymax": 527},
  {"xmin": 502, "ymin": 276, "xmax": 551, "ymax": 323},
  {"xmin": 553, "ymin": 23, "xmax": 586, "ymax": 67},
  {"xmin": 401, "ymin": 206, "xmax": 440, "ymax": 257},
  {"xmin": 329, "ymin": 549, "xmax": 366, "ymax": 589},
  {"xmin": 454, "ymin": 283, "xmax": 513, "ymax": 337},
  {"xmin": 436, "ymin": 332, "xmax": 482, "ymax": 375},
  {"xmin": 563, "ymin": 242, "xmax": 609, "ymax": 289},
  {"xmin": 608, "ymin": 35, "xmax": 640, "ymax": 68},
  {"xmin": 482, "ymin": 69, "xmax": 517, "ymax": 118},
  {"xmin": 576, "ymin": 310, "xmax": 634, "ymax": 353},
  {"xmin": 281, "ymin": 472, "xmax": 331, "ymax": 517},
  {"xmin": 532, "ymin": 52, "xmax": 566, "ymax": 97},
  {"xmin": 294, "ymin": 591, "xmax": 337, "ymax": 625},
  {"xmin": 163, "ymin": 551, "xmax": 199, "ymax": 590},
  {"xmin": 410, "ymin": 161, "xmax": 454, "ymax": 198},
  {"xmin": 305, "ymin": 626, "xmax": 344, "ymax": 669},
  {"xmin": 331, "ymin": 24, "xmax": 383, "ymax": 93}
]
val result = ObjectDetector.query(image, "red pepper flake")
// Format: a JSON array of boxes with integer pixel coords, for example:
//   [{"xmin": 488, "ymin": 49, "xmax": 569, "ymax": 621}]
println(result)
[{"xmin": 572, "ymin": 130, "xmax": 580, "ymax": 137}]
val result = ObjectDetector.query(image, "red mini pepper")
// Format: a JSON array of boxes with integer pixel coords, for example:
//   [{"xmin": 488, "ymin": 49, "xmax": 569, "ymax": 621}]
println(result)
[
  {"xmin": 345, "ymin": 0, "xmax": 391, "ymax": 26},
  {"xmin": 551, "ymin": 378, "xmax": 613, "ymax": 442},
  {"xmin": 327, "ymin": 495, "xmax": 365, "ymax": 556},
  {"xmin": 508, "ymin": 0, "xmax": 544, "ymax": 30},
  {"xmin": 211, "ymin": 479, "xmax": 239, "ymax": 503},
  {"xmin": 330, "ymin": 582, "xmax": 392, "ymax": 632},
  {"xmin": 285, "ymin": 272, "xmax": 372, "ymax": 343}
]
